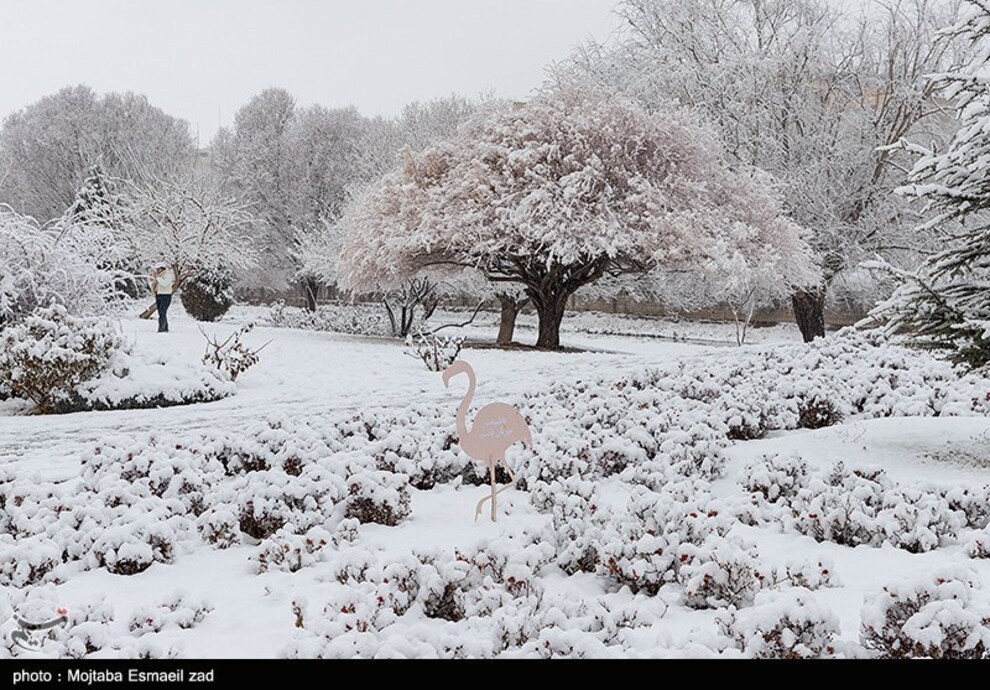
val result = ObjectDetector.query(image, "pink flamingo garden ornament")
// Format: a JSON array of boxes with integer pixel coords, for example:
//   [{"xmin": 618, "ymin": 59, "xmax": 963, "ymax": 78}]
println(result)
[{"xmin": 442, "ymin": 361, "xmax": 532, "ymax": 522}]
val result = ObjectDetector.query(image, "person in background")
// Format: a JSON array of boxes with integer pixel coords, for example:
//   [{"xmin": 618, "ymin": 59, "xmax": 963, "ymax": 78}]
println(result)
[{"xmin": 150, "ymin": 263, "xmax": 175, "ymax": 333}]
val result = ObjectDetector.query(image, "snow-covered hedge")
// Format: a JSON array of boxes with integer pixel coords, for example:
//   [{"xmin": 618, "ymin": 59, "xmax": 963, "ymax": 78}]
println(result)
[
  {"xmin": 719, "ymin": 591, "xmax": 840, "ymax": 658},
  {"xmin": 0, "ymin": 306, "xmax": 123, "ymax": 414},
  {"xmin": 743, "ymin": 457, "xmax": 966, "ymax": 553},
  {"xmin": 0, "ymin": 306, "xmax": 234, "ymax": 415},
  {"xmin": 267, "ymin": 300, "xmax": 394, "ymax": 337}
]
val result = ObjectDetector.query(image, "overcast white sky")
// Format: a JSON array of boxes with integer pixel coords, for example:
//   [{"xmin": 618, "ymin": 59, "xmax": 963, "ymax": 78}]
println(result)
[{"xmin": 0, "ymin": 0, "xmax": 621, "ymax": 144}]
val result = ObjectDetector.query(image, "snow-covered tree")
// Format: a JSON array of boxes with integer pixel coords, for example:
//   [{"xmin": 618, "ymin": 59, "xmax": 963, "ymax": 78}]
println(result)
[
  {"xmin": 212, "ymin": 90, "xmax": 368, "ymax": 292},
  {"xmin": 867, "ymin": 0, "xmax": 990, "ymax": 369},
  {"xmin": 296, "ymin": 96, "xmax": 482, "ymax": 320},
  {"xmin": 356, "ymin": 96, "xmax": 483, "ymax": 182},
  {"xmin": 115, "ymin": 169, "xmax": 258, "ymax": 316},
  {"xmin": 338, "ymin": 79, "xmax": 819, "ymax": 349},
  {"xmin": 211, "ymin": 88, "xmax": 297, "ymax": 288},
  {"xmin": 573, "ymin": 0, "xmax": 962, "ymax": 341},
  {"xmin": 0, "ymin": 206, "xmax": 120, "ymax": 326},
  {"xmin": 0, "ymin": 86, "xmax": 195, "ymax": 223}
]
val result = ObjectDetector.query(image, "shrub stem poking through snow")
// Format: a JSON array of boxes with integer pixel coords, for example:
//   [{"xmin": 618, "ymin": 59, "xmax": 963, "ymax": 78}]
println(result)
[{"xmin": 200, "ymin": 323, "xmax": 270, "ymax": 382}]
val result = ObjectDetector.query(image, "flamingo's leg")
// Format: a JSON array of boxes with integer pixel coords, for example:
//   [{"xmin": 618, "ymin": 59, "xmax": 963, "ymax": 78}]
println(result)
[
  {"xmin": 475, "ymin": 459, "xmax": 495, "ymax": 522},
  {"xmin": 489, "ymin": 461, "xmax": 498, "ymax": 522}
]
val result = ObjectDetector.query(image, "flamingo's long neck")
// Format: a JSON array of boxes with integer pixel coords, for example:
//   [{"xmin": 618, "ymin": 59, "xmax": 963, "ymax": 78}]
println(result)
[{"xmin": 456, "ymin": 368, "xmax": 476, "ymax": 442}]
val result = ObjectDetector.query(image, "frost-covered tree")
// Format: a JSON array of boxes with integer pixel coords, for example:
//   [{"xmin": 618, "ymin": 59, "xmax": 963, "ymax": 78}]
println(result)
[
  {"xmin": 0, "ymin": 86, "xmax": 195, "ymax": 222},
  {"xmin": 574, "ymin": 0, "xmax": 961, "ymax": 341},
  {"xmin": 115, "ymin": 169, "xmax": 258, "ymax": 316},
  {"xmin": 0, "ymin": 206, "xmax": 120, "ymax": 326},
  {"xmin": 287, "ymin": 105, "xmax": 368, "ymax": 306},
  {"xmin": 356, "ymin": 96, "xmax": 482, "ymax": 182},
  {"xmin": 338, "ymin": 80, "xmax": 818, "ymax": 349},
  {"xmin": 211, "ymin": 88, "xmax": 297, "ymax": 288},
  {"xmin": 212, "ymin": 90, "xmax": 368, "ymax": 292},
  {"xmin": 867, "ymin": 1, "xmax": 990, "ymax": 369},
  {"xmin": 296, "ymin": 96, "xmax": 482, "ymax": 319}
]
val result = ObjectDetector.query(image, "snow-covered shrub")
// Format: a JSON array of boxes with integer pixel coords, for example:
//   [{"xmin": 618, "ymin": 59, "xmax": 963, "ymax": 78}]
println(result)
[
  {"xmin": 180, "ymin": 266, "xmax": 234, "ymax": 322},
  {"xmin": 267, "ymin": 300, "xmax": 392, "ymax": 337},
  {"xmin": 0, "ymin": 207, "xmax": 121, "ymax": 326},
  {"xmin": 53, "ymin": 599, "xmax": 116, "ymax": 659},
  {"xmin": 966, "ymin": 529, "xmax": 990, "ymax": 559},
  {"xmin": 787, "ymin": 462, "xmax": 962, "ymax": 552},
  {"xmin": 0, "ymin": 535, "xmax": 62, "ymax": 587},
  {"xmin": 797, "ymin": 395, "xmax": 843, "ymax": 429},
  {"xmin": 127, "ymin": 592, "xmax": 212, "ymax": 635},
  {"xmin": 0, "ymin": 305, "xmax": 123, "ymax": 413},
  {"xmin": 343, "ymin": 471, "xmax": 411, "ymax": 526},
  {"xmin": 861, "ymin": 570, "xmax": 990, "ymax": 659},
  {"xmin": 405, "ymin": 331, "xmax": 464, "ymax": 372},
  {"xmin": 196, "ymin": 506, "xmax": 240, "ymax": 549},
  {"xmin": 538, "ymin": 478, "xmax": 608, "ymax": 575},
  {"xmin": 966, "ymin": 527, "xmax": 990, "ymax": 558},
  {"xmin": 877, "ymin": 487, "xmax": 962, "ymax": 554},
  {"xmin": 231, "ymin": 464, "xmax": 346, "ymax": 540},
  {"xmin": 944, "ymin": 484, "xmax": 990, "ymax": 529},
  {"xmin": 719, "ymin": 591, "xmax": 840, "ymax": 658},
  {"xmin": 742, "ymin": 453, "xmax": 808, "ymax": 503},
  {"xmin": 598, "ymin": 492, "xmax": 680, "ymax": 596},
  {"xmin": 255, "ymin": 526, "xmax": 332, "ymax": 573},
  {"xmin": 201, "ymin": 322, "xmax": 268, "ymax": 382},
  {"xmin": 598, "ymin": 484, "xmax": 732, "ymax": 596},
  {"xmin": 725, "ymin": 406, "xmax": 775, "ymax": 441},
  {"xmin": 679, "ymin": 536, "xmax": 767, "ymax": 610},
  {"xmin": 791, "ymin": 462, "xmax": 889, "ymax": 547},
  {"xmin": 777, "ymin": 558, "xmax": 839, "ymax": 591},
  {"xmin": 290, "ymin": 537, "xmax": 554, "ymax": 658},
  {"xmin": 90, "ymin": 513, "xmax": 179, "ymax": 576}
]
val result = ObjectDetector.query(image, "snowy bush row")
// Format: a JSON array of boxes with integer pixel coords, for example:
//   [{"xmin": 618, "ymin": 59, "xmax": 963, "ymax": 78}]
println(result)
[
  {"xmin": 742, "ymin": 454, "xmax": 990, "ymax": 552},
  {"xmin": 0, "ymin": 431, "xmax": 413, "ymax": 586},
  {"xmin": 284, "ymin": 537, "xmax": 674, "ymax": 659},
  {"xmin": 279, "ymin": 523, "xmax": 990, "ymax": 658},
  {"xmin": 0, "ymin": 587, "xmax": 212, "ymax": 659},
  {"xmin": 606, "ymin": 329, "xmax": 990, "ymax": 439},
  {"xmin": 535, "ymin": 478, "xmax": 837, "ymax": 610},
  {"xmin": 266, "ymin": 300, "xmax": 396, "ymax": 338}
]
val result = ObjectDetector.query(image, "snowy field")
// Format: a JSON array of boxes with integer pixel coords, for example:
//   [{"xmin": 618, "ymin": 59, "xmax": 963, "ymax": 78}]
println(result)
[{"xmin": 2, "ymin": 304, "xmax": 989, "ymax": 659}]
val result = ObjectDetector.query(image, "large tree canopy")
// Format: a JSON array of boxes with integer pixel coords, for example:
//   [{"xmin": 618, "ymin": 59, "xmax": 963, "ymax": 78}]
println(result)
[
  {"xmin": 338, "ymin": 81, "xmax": 819, "ymax": 349},
  {"xmin": 0, "ymin": 85, "xmax": 195, "ymax": 223}
]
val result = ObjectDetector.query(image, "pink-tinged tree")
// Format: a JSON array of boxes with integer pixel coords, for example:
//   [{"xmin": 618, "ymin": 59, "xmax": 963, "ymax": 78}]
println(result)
[{"xmin": 338, "ymin": 81, "xmax": 819, "ymax": 349}]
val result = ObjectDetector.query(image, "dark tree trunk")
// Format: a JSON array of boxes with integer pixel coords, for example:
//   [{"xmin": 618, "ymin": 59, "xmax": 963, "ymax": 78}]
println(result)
[
  {"xmin": 530, "ymin": 291, "xmax": 570, "ymax": 350},
  {"xmin": 792, "ymin": 286, "xmax": 827, "ymax": 343},
  {"xmin": 496, "ymin": 294, "xmax": 522, "ymax": 346},
  {"xmin": 508, "ymin": 256, "xmax": 607, "ymax": 350},
  {"xmin": 302, "ymin": 277, "xmax": 320, "ymax": 313}
]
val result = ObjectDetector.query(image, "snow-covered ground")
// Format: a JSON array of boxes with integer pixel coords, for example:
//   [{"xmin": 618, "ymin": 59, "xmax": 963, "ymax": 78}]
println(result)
[{"xmin": 2, "ymin": 304, "xmax": 989, "ymax": 659}]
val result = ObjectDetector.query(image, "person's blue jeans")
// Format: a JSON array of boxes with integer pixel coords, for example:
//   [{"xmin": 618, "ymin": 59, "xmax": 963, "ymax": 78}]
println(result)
[{"xmin": 156, "ymin": 294, "xmax": 172, "ymax": 332}]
